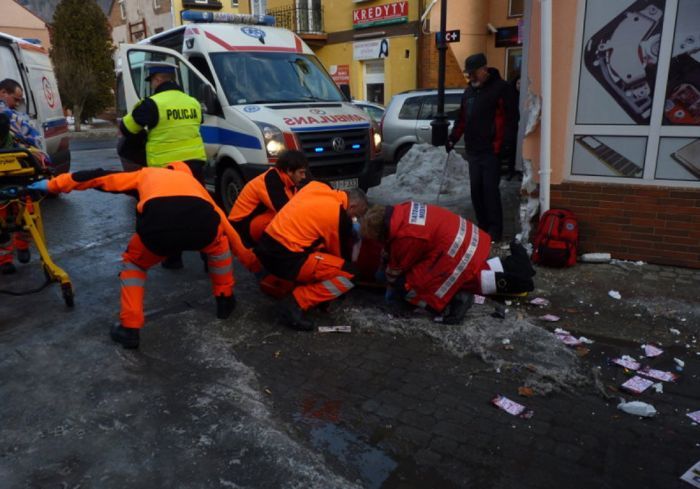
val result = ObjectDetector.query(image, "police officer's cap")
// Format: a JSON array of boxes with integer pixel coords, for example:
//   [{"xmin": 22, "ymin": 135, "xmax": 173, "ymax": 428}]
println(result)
[{"xmin": 144, "ymin": 61, "xmax": 178, "ymax": 81}]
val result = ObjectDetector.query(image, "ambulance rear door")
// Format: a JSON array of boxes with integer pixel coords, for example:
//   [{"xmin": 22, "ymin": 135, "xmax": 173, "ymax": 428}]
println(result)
[{"xmin": 118, "ymin": 43, "xmax": 221, "ymax": 161}]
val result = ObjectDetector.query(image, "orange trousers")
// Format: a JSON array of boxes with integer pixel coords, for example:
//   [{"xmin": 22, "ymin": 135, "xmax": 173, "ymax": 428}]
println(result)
[
  {"xmin": 248, "ymin": 211, "xmax": 275, "ymax": 245},
  {"xmin": 119, "ymin": 230, "xmax": 234, "ymax": 328},
  {"xmin": 291, "ymin": 252, "xmax": 354, "ymax": 310},
  {"xmin": 0, "ymin": 203, "xmax": 30, "ymax": 265}
]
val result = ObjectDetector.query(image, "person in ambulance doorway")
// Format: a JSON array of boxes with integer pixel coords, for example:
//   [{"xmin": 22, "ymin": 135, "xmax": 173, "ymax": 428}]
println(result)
[
  {"xmin": 254, "ymin": 182, "xmax": 369, "ymax": 331},
  {"xmin": 229, "ymin": 150, "xmax": 309, "ymax": 249},
  {"xmin": 27, "ymin": 162, "xmax": 258, "ymax": 350},
  {"xmin": 360, "ymin": 203, "xmax": 535, "ymax": 325},
  {"xmin": 446, "ymin": 53, "xmax": 518, "ymax": 243},
  {"xmin": 119, "ymin": 61, "xmax": 207, "ymax": 270},
  {"xmin": 0, "ymin": 78, "xmax": 45, "ymax": 275}
]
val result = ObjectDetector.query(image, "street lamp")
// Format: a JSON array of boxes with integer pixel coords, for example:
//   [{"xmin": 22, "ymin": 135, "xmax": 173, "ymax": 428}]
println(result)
[{"xmin": 430, "ymin": 0, "xmax": 449, "ymax": 146}]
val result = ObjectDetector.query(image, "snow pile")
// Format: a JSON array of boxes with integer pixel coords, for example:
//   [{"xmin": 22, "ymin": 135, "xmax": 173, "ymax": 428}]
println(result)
[
  {"xmin": 339, "ymin": 303, "xmax": 589, "ymax": 394},
  {"xmin": 369, "ymin": 144, "xmax": 470, "ymax": 209}
]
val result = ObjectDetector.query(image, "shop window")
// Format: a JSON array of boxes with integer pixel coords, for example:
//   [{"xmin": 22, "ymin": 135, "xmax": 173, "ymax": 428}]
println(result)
[
  {"xmin": 505, "ymin": 47, "xmax": 522, "ymax": 82},
  {"xmin": 509, "ymin": 0, "xmax": 524, "ymax": 18},
  {"xmin": 570, "ymin": 0, "xmax": 700, "ymax": 185}
]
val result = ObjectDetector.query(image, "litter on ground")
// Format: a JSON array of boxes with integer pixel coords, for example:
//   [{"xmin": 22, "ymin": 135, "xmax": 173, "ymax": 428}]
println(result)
[
  {"xmin": 539, "ymin": 314, "xmax": 560, "ymax": 322},
  {"xmin": 608, "ymin": 290, "xmax": 622, "ymax": 300},
  {"xmin": 638, "ymin": 367, "xmax": 679, "ymax": 383},
  {"xmin": 492, "ymin": 395, "xmax": 534, "ymax": 419},
  {"xmin": 679, "ymin": 460, "xmax": 700, "ymax": 488},
  {"xmin": 621, "ymin": 376, "xmax": 654, "ymax": 394},
  {"xmin": 642, "ymin": 344, "xmax": 664, "ymax": 357},
  {"xmin": 317, "ymin": 326, "xmax": 352, "ymax": 333},
  {"xmin": 617, "ymin": 400, "xmax": 657, "ymax": 418},
  {"xmin": 530, "ymin": 297, "xmax": 550, "ymax": 307},
  {"xmin": 687, "ymin": 411, "xmax": 700, "ymax": 424},
  {"xmin": 611, "ymin": 356, "xmax": 641, "ymax": 371}
]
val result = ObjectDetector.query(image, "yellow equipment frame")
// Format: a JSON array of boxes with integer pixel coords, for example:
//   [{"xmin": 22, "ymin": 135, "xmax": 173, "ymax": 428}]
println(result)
[{"xmin": 0, "ymin": 149, "xmax": 73, "ymax": 306}]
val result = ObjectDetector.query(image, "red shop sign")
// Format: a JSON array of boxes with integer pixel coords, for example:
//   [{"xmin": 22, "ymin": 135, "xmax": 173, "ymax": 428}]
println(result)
[{"xmin": 352, "ymin": 1, "xmax": 408, "ymax": 29}]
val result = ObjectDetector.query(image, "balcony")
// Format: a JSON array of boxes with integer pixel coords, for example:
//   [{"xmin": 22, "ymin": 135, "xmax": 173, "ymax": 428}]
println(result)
[{"xmin": 267, "ymin": 5, "xmax": 327, "ymax": 45}]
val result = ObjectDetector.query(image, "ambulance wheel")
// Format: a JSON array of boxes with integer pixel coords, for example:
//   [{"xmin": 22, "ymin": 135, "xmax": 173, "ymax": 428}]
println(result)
[
  {"xmin": 218, "ymin": 166, "xmax": 245, "ymax": 214},
  {"xmin": 61, "ymin": 283, "xmax": 74, "ymax": 308}
]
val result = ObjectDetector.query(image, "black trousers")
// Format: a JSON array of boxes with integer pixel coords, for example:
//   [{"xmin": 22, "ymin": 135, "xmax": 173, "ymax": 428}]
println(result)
[{"xmin": 466, "ymin": 151, "xmax": 502, "ymax": 241}]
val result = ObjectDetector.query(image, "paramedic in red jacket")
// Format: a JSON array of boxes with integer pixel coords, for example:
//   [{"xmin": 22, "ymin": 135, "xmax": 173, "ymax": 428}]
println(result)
[
  {"xmin": 447, "ymin": 53, "xmax": 518, "ymax": 243},
  {"xmin": 29, "ymin": 162, "xmax": 257, "ymax": 349},
  {"xmin": 361, "ymin": 203, "xmax": 535, "ymax": 324},
  {"xmin": 228, "ymin": 150, "xmax": 308, "ymax": 248}
]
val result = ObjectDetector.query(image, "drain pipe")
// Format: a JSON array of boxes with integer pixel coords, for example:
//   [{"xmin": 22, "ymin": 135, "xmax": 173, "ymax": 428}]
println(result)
[{"xmin": 539, "ymin": 0, "xmax": 552, "ymax": 214}]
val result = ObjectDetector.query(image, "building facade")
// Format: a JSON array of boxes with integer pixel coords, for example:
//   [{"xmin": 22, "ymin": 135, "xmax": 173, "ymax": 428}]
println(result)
[
  {"xmin": 109, "ymin": 0, "xmax": 174, "ymax": 44},
  {"xmin": 1, "ymin": 0, "xmax": 50, "ymax": 48},
  {"xmin": 422, "ymin": 0, "xmax": 523, "ymax": 89},
  {"xmin": 524, "ymin": 0, "xmax": 699, "ymax": 268}
]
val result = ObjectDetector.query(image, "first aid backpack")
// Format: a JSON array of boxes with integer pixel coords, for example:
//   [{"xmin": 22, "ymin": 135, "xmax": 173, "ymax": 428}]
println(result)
[{"xmin": 532, "ymin": 209, "xmax": 579, "ymax": 267}]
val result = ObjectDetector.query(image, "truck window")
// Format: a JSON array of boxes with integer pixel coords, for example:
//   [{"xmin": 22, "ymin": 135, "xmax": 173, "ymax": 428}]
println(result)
[
  {"xmin": 209, "ymin": 52, "xmax": 343, "ymax": 105},
  {"xmin": 188, "ymin": 55, "xmax": 216, "ymax": 86}
]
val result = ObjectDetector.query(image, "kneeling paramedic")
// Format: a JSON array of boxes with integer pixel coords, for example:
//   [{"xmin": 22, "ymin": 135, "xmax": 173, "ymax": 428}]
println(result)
[
  {"xmin": 28, "ymin": 162, "xmax": 256, "ymax": 349},
  {"xmin": 361, "ymin": 203, "xmax": 535, "ymax": 324},
  {"xmin": 229, "ymin": 150, "xmax": 308, "ymax": 248},
  {"xmin": 254, "ymin": 182, "xmax": 369, "ymax": 331}
]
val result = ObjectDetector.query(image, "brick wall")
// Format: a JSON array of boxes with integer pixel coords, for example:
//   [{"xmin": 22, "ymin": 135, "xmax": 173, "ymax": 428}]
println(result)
[
  {"xmin": 550, "ymin": 182, "xmax": 700, "ymax": 269},
  {"xmin": 417, "ymin": 34, "xmax": 466, "ymax": 89}
]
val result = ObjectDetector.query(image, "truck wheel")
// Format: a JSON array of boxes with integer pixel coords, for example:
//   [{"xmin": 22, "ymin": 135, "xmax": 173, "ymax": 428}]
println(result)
[{"xmin": 218, "ymin": 166, "xmax": 244, "ymax": 214}]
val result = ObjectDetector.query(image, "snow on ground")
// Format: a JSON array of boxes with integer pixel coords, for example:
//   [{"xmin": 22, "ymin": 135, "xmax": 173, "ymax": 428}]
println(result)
[
  {"xmin": 339, "ymin": 302, "xmax": 588, "ymax": 395},
  {"xmin": 369, "ymin": 144, "xmax": 471, "ymax": 214}
]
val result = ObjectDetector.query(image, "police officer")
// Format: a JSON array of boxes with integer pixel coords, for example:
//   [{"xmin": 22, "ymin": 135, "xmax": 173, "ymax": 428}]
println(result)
[{"xmin": 120, "ymin": 61, "xmax": 207, "ymax": 269}]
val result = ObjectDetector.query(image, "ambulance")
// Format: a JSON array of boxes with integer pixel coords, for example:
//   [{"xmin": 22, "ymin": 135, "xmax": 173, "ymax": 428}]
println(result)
[
  {"xmin": 0, "ymin": 32, "xmax": 70, "ymax": 174},
  {"xmin": 117, "ymin": 11, "xmax": 383, "ymax": 211}
]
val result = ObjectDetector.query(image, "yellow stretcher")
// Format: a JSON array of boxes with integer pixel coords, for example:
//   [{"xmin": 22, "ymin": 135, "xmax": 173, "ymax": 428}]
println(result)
[{"xmin": 0, "ymin": 149, "xmax": 73, "ymax": 307}]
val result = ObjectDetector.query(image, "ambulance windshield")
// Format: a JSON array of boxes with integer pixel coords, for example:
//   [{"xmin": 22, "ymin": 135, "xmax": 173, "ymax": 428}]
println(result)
[{"xmin": 210, "ymin": 52, "xmax": 345, "ymax": 105}]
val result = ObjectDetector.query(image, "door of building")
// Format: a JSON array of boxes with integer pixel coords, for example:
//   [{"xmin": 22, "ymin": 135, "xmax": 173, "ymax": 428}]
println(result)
[{"xmin": 364, "ymin": 59, "xmax": 384, "ymax": 105}]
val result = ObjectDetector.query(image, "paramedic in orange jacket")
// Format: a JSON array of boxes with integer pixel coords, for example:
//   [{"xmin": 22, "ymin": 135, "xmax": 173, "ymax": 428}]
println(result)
[
  {"xmin": 28, "ymin": 162, "xmax": 256, "ymax": 349},
  {"xmin": 228, "ymin": 150, "xmax": 309, "ymax": 248},
  {"xmin": 361, "ymin": 203, "xmax": 535, "ymax": 324},
  {"xmin": 254, "ymin": 182, "xmax": 369, "ymax": 330}
]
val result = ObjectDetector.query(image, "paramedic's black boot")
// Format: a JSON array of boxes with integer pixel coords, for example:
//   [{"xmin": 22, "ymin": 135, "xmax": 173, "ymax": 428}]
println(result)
[
  {"xmin": 17, "ymin": 248, "xmax": 30, "ymax": 264},
  {"xmin": 495, "ymin": 272, "xmax": 534, "ymax": 295},
  {"xmin": 216, "ymin": 294, "xmax": 236, "ymax": 319},
  {"xmin": 281, "ymin": 296, "xmax": 314, "ymax": 331},
  {"xmin": 161, "ymin": 253, "xmax": 184, "ymax": 270},
  {"xmin": 504, "ymin": 240, "xmax": 536, "ymax": 278},
  {"xmin": 442, "ymin": 291, "xmax": 474, "ymax": 325},
  {"xmin": 110, "ymin": 324, "xmax": 140, "ymax": 349},
  {"xmin": 1, "ymin": 262, "xmax": 16, "ymax": 275}
]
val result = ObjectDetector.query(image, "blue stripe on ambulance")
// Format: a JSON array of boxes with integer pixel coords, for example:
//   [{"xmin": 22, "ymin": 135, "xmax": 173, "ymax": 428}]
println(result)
[{"xmin": 200, "ymin": 126, "xmax": 262, "ymax": 149}]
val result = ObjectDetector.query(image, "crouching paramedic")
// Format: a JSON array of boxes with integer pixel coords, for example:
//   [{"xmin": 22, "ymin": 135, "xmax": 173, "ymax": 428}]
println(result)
[
  {"xmin": 28, "ymin": 162, "xmax": 254, "ymax": 349},
  {"xmin": 254, "ymin": 182, "xmax": 368, "ymax": 331},
  {"xmin": 361, "ymin": 203, "xmax": 535, "ymax": 324},
  {"xmin": 228, "ymin": 150, "xmax": 308, "ymax": 248}
]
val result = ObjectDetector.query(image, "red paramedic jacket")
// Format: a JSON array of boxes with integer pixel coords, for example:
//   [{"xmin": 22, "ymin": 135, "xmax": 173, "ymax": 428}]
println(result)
[{"xmin": 387, "ymin": 202, "xmax": 492, "ymax": 312}]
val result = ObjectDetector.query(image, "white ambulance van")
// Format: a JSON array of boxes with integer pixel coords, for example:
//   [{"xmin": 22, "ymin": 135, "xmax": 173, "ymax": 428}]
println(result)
[
  {"xmin": 0, "ymin": 32, "xmax": 70, "ymax": 174},
  {"xmin": 116, "ymin": 11, "xmax": 383, "ymax": 211}
]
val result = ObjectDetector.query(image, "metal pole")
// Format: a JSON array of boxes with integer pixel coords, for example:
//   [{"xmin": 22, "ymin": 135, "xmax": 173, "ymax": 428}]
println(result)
[{"xmin": 430, "ymin": 0, "xmax": 449, "ymax": 146}]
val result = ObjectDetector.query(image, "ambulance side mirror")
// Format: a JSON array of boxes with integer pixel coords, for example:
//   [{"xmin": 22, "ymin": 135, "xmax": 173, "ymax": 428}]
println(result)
[
  {"xmin": 200, "ymin": 85, "xmax": 221, "ymax": 116},
  {"xmin": 339, "ymin": 84, "xmax": 351, "ymax": 101}
]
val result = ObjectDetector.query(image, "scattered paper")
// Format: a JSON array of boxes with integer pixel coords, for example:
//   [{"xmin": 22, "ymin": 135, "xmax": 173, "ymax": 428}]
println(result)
[
  {"xmin": 556, "ymin": 333, "xmax": 582, "ymax": 346},
  {"xmin": 518, "ymin": 386, "xmax": 534, "ymax": 397},
  {"xmin": 317, "ymin": 325, "xmax": 352, "ymax": 333},
  {"xmin": 680, "ymin": 460, "xmax": 700, "ymax": 488},
  {"xmin": 474, "ymin": 294, "xmax": 486, "ymax": 305},
  {"xmin": 687, "ymin": 410, "xmax": 700, "ymax": 424},
  {"xmin": 608, "ymin": 290, "xmax": 622, "ymax": 300},
  {"xmin": 670, "ymin": 328, "xmax": 681, "ymax": 335},
  {"xmin": 539, "ymin": 314, "xmax": 560, "ymax": 322},
  {"xmin": 675, "ymin": 358, "xmax": 686, "ymax": 368},
  {"xmin": 638, "ymin": 367, "xmax": 679, "ymax": 383},
  {"xmin": 652, "ymin": 383, "xmax": 663, "ymax": 394},
  {"xmin": 579, "ymin": 336, "xmax": 594, "ymax": 344},
  {"xmin": 612, "ymin": 356, "xmax": 641, "ymax": 371},
  {"xmin": 621, "ymin": 376, "xmax": 654, "ymax": 394},
  {"xmin": 530, "ymin": 297, "xmax": 550, "ymax": 306},
  {"xmin": 642, "ymin": 344, "xmax": 663, "ymax": 358},
  {"xmin": 491, "ymin": 395, "xmax": 533, "ymax": 419},
  {"xmin": 501, "ymin": 338, "xmax": 511, "ymax": 345}
]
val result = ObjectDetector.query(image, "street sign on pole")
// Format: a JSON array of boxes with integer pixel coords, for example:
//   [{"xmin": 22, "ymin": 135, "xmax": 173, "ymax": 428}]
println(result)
[
  {"xmin": 430, "ymin": 0, "xmax": 449, "ymax": 147},
  {"xmin": 436, "ymin": 29, "xmax": 461, "ymax": 44}
]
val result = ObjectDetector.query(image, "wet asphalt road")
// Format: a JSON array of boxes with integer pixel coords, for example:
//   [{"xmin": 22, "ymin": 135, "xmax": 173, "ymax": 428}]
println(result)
[{"xmin": 0, "ymin": 138, "xmax": 698, "ymax": 488}]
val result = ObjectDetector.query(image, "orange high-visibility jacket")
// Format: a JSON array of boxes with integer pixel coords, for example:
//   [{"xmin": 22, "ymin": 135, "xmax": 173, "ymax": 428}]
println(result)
[
  {"xmin": 228, "ymin": 168, "xmax": 296, "ymax": 246},
  {"xmin": 264, "ymin": 181, "xmax": 349, "ymax": 258},
  {"xmin": 48, "ymin": 164, "xmax": 258, "ymax": 270}
]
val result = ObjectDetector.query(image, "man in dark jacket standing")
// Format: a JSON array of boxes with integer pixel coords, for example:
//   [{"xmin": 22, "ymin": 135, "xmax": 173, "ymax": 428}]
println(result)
[{"xmin": 447, "ymin": 53, "xmax": 518, "ymax": 243}]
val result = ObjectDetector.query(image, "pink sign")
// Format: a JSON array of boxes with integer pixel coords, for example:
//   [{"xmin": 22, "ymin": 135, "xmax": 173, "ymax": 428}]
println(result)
[{"xmin": 353, "ymin": 1, "xmax": 408, "ymax": 28}]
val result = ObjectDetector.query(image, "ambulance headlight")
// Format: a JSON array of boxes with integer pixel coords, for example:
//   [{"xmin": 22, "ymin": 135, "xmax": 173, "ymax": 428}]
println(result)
[{"xmin": 254, "ymin": 122, "xmax": 286, "ymax": 158}]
